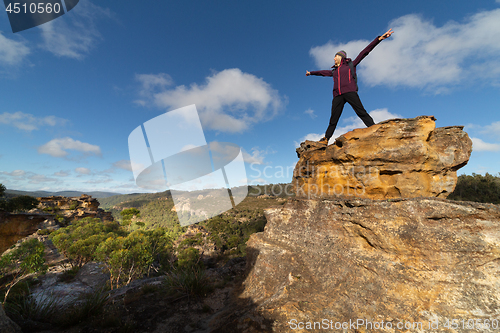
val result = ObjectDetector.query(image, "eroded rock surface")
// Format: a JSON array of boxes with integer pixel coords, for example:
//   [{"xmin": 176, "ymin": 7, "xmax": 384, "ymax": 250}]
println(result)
[
  {"xmin": 240, "ymin": 197, "xmax": 500, "ymax": 332},
  {"xmin": 294, "ymin": 116, "xmax": 472, "ymax": 199},
  {"xmin": 0, "ymin": 210, "xmax": 51, "ymax": 253},
  {"xmin": 37, "ymin": 194, "xmax": 113, "ymax": 222}
]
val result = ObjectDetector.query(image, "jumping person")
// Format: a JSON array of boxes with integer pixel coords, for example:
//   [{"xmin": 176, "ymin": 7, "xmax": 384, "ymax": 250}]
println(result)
[{"xmin": 306, "ymin": 29, "xmax": 394, "ymax": 145}]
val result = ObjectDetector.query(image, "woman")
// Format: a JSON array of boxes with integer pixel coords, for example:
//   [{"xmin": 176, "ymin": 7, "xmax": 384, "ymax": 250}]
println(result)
[{"xmin": 306, "ymin": 28, "xmax": 394, "ymax": 145}]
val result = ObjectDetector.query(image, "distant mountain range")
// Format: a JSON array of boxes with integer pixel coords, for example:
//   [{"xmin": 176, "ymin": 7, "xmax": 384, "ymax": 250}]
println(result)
[{"xmin": 4, "ymin": 189, "xmax": 124, "ymax": 199}]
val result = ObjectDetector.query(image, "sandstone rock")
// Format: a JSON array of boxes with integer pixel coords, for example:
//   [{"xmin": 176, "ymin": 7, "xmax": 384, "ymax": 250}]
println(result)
[
  {"xmin": 0, "ymin": 210, "xmax": 51, "ymax": 253},
  {"xmin": 294, "ymin": 116, "xmax": 472, "ymax": 199},
  {"xmin": 32, "ymin": 262, "xmax": 109, "ymax": 307},
  {"xmin": 37, "ymin": 194, "xmax": 113, "ymax": 222},
  {"xmin": 240, "ymin": 197, "xmax": 500, "ymax": 332}
]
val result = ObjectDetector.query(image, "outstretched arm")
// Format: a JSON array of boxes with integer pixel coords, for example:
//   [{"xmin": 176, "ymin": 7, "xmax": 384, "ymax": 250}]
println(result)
[
  {"xmin": 353, "ymin": 28, "xmax": 394, "ymax": 66},
  {"xmin": 378, "ymin": 28, "xmax": 394, "ymax": 41},
  {"xmin": 306, "ymin": 70, "xmax": 333, "ymax": 77}
]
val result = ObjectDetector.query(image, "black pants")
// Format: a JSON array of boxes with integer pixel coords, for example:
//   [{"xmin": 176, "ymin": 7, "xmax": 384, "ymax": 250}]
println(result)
[{"xmin": 325, "ymin": 91, "xmax": 375, "ymax": 139}]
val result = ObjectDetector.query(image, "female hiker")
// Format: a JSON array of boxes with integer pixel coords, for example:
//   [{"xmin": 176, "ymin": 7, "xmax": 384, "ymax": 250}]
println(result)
[{"xmin": 306, "ymin": 28, "xmax": 394, "ymax": 145}]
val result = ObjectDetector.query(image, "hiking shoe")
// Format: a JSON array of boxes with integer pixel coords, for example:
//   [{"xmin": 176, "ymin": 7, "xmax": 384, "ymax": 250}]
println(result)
[{"xmin": 318, "ymin": 137, "xmax": 328, "ymax": 145}]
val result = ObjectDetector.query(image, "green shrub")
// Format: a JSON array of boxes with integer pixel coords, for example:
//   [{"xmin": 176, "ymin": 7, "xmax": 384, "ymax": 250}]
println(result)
[
  {"xmin": 0, "ymin": 239, "xmax": 47, "ymax": 304},
  {"xmin": 176, "ymin": 247, "xmax": 202, "ymax": 270},
  {"xmin": 50, "ymin": 217, "xmax": 126, "ymax": 268},
  {"xmin": 60, "ymin": 287, "xmax": 110, "ymax": 327},
  {"xmin": 164, "ymin": 266, "xmax": 210, "ymax": 297},
  {"xmin": 0, "ymin": 195, "xmax": 39, "ymax": 212},
  {"xmin": 95, "ymin": 229, "xmax": 173, "ymax": 289},
  {"xmin": 178, "ymin": 233, "xmax": 203, "ymax": 248},
  {"xmin": 5, "ymin": 289, "xmax": 61, "ymax": 325}
]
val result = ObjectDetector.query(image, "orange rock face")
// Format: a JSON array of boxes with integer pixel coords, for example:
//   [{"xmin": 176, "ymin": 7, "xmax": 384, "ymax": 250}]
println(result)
[{"xmin": 293, "ymin": 116, "xmax": 472, "ymax": 199}]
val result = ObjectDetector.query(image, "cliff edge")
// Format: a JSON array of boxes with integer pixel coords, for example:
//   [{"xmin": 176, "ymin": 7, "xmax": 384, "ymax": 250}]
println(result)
[{"xmin": 237, "ymin": 197, "xmax": 500, "ymax": 332}]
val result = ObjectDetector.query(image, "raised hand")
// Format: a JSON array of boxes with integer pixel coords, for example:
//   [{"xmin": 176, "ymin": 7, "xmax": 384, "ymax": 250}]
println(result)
[{"xmin": 379, "ymin": 28, "xmax": 394, "ymax": 40}]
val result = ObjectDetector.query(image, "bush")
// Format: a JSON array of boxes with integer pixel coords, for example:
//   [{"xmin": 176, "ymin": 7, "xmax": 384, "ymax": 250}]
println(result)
[
  {"xmin": 0, "ymin": 195, "xmax": 39, "ymax": 212},
  {"xmin": 164, "ymin": 266, "xmax": 210, "ymax": 297},
  {"xmin": 176, "ymin": 247, "xmax": 202, "ymax": 270},
  {"xmin": 95, "ymin": 229, "xmax": 173, "ymax": 289},
  {"xmin": 60, "ymin": 287, "xmax": 110, "ymax": 327},
  {"xmin": 50, "ymin": 218, "xmax": 125, "ymax": 268},
  {"xmin": 0, "ymin": 239, "xmax": 47, "ymax": 304},
  {"xmin": 5, "ymin": 289, "xmax": 61, "ymax": 325}
]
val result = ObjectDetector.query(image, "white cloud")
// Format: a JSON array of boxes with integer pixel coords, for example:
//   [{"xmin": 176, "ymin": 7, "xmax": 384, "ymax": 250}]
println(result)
[
  {"xmin": 1, "ymin": 170, "xmax": 26, "ymax": 177},
  {"xmin": 242, "ymin": 147, "xmax": 266, "ymax": 165},
  {"xmin": 0, "ymin": 112, "xmax": 67, "ymax": 131},
  {"xmin": 136, "ymin": 73, "xmax": 173, "ymax": 92},
  {"xmin": 0, "ymin": 33, "xmax": 30, "ymax": 66},
  {"xmin": 28, "ymin": 174, "xmax": 58, "ymax": 184},
  {"xmin": 139, "ymin": 68, "xmax": 285, "ymax": 133},
  {"xmin": 305, "ymin": 108, "xmax": 317, "ymax": 119},
  {"xmin": 75, "ymin": 167, "xmax": 91, "ymax": 175},
  {"xmin": 471, "ymin": 137, "xmax": 500, "ymax": 152},
  {"xmin": 480, "ymin": 121, "xmax": 500, "ymax": 139},
  {"xmin": 54, "ymin": 171, "xmax": 69, "ymax": 177},
  {"xmin": 248, "ymin": 178, "xmax": 268, "ymax": 185},
  {"xmin": 39, "ymin": 0, "xmax": 112, "ymax": 59},
  {"xmin": 38, "ymin": 137, "xmax": 101, "ymax": 158},
  {"xmin": 309, "ymin": 9, "xmax": 500, "ymax": 91},
  {"xmin": 113, "ymin": 160, "xmax": 133, "ymax": 171}
]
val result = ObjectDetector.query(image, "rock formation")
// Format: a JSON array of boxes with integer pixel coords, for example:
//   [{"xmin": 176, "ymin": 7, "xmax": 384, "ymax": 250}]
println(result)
[
  {"xmin": 0, "ymin": 210, "xmax": 52, "ymax": 254},
  {"xmin": 238, "ymin": 197, "xmax": 500, "ymax": 332},
  {"xmin": 37, "ymin": 194, "xmax": 113, "ymax": 222},
  {"xmin": 0, "ymin": 195, "xmax": 112, "ymax": 254},
  {"xmin": 294, "ymin": 116, "xmax": 472, "ymax": 200}
]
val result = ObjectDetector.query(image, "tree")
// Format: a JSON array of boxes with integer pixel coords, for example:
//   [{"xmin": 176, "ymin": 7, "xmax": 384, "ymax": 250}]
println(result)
[
  {"xmin": 0, "ymin": 184, "xmax": 5, "ymax": 198},
  {"xmin": 0, "ymin": 239, "xmax": 46, "ymax": 304},
  {"xmin": 4, "ymin": 196, "xmax": 39, "ymax": 212}
]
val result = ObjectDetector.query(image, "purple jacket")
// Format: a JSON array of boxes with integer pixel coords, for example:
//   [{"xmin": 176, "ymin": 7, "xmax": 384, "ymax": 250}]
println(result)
[{"xmin": 309, "ymin": 36, "xmax": 381, "ymax": 97}]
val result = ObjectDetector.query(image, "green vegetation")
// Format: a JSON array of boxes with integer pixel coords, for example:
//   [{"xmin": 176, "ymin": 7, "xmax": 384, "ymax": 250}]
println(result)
[
  {"xmin": 50, "ymin": 217, "xmax": 126, "ymax": 268},
  {"xmin": 200, "ymin": 213, "xmax": 266, "ymax": 257},
  {"xmin": 68, "ymin": 200, "xmax": 79, "ymax": 210},
  {"xmin": 448, "ymin": 173, "xmax": 500, "ymax": 204},
  {"xmin": 120, "ymin": 207, "xmax": 140, "ymax": 229},
  {"xmin": 0, "ymin": 184, "xmax": 40, "ymax": 212},
  {"xmin": 50, "ymin": 217, "xmax": 173, "ymax": 289},
  {"xmin": 0, "ymin": 239, "xmax": 47, "ymax": 304},
  {"xmin": 96, "ymin": 228, "xmax": 173, "ymax": 289},
  {"xmin": 0, "ymin": 195, "xmax": 39, "ymax": 212}
]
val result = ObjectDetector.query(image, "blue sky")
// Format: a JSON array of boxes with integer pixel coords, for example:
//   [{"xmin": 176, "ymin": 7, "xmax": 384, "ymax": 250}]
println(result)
[{"xmin": 1, "ymin": 0, "xmax": 500, "ymax": 194}]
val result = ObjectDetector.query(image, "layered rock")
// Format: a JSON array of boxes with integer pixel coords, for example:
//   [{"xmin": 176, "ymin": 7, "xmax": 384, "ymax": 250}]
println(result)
[
  {"xmin": 37, "ymin": 194, "xmax": 113, "ymax": 222},
  {"xmin": 240, "ymin": 197, "xmax": 500, "ymax": 332},
  {"xmin": 0, "ymin": 195, "xmax": 113, "ymax": 254},
  {"xmin": 0, "ymin": 210, "xmax": 52, "ymax": 253},
  {"xmin": 294, "ymin": 116, "xmax": 472, "ymax": 199}
]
